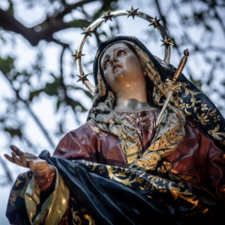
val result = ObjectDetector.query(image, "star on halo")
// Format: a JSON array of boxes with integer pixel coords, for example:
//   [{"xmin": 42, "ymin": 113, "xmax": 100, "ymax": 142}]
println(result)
[
  {"xmin": 126, "ymin": 6, "xmax": 139, "ymax": 19},
  {"xmin": 160, "ymin": 36, "xmax": 174, "ymax": 47},
  {"xmin": 76, "ymin": 74, "xmax": 89, "ymax": 84},
  {"xmin": 81, "ymin": 27, "xmax": 93, "ymax": 37},
  {"xmin": 102, "ymin": 10, "xmax": 114, "ymax": 22},
  {"xmin": 148, "ymin": 16, "xmax": 162, "ymax": 29},
  {"xmin": 72, "ymin": 50, "xmax": 85, "ymax": 61}
]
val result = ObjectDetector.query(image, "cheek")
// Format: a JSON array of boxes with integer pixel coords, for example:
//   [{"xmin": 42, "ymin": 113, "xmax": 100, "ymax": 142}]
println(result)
[
  {"xmin": 103, "ymin": 69, "xmax": 113, "ymax": 86},
  {"xmin": 124, "ymin": 55, "xmax": 142, "ymax": 73}
]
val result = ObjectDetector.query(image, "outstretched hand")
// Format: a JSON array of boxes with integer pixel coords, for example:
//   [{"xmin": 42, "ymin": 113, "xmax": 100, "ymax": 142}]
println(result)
[{"xmin": 4, "ymin": 145, "xmax": 51, "ymax": 176}]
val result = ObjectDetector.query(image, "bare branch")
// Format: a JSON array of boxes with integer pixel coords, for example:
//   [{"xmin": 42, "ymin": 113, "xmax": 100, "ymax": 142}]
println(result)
[
  {"xmin": 0, "ymin": 0, "xmax": 93, "ymax": 46},
  {"xmin": 56, "ymin": 0, "xmax": 96, "ymax": 20},
  {"xmin": 59, "ymin": 47, "xmax": 81, "ymax": 124},
  {"xmin": 0, "ymin": 8, "xmax": 68, "ymax": 46},
  {"xmin": 213, "ymin": 7, "xmax": 225, "ymax": 37},
  {"xmin": 0, "ymin": 70, "xmax": 55, "ymax": 149},
  {"xmin": 23, "ymin": 99, "xmax": 55, "ymax": 149},
  {"xmin": 155, "ymin": 0, "xmax": 168, "ymax": 29},
  {"xmin": 0, "ymin": 156, "xmax": 13, "ymax": 184},
  {"xmin": 0, "ymin": 0, "xmax": 116, "ymax": 46}
]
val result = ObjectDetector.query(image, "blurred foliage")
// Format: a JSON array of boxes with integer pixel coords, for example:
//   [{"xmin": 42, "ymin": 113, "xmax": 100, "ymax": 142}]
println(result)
[
  {"xmin": 143, "ymin": 0, "xmax": 225, "ymax": 108},
  {"xmin": 0, "ymin": 0, "xmax": 120, "ymax": 185},
  {"xmin": 0, "ymin": 0, "xmax": 225, "ymax": 185}
]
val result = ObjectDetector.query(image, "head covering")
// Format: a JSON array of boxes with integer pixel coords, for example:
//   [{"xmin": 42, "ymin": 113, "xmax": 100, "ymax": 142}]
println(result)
[{"xmin": 87, "ymin": 36, "xmax": 225, "ymax": 171}]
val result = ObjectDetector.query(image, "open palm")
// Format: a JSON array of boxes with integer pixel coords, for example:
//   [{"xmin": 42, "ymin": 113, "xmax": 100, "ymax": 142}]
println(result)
[{"xmin": 4, "ymin": 145, "xmax": 50, "ymax": 176}]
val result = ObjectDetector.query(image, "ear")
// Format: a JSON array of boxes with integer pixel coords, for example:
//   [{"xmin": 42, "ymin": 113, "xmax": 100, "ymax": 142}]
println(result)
[{"xmin": 144, "ymin": 71, "xmax": 147, "ymax": 76}]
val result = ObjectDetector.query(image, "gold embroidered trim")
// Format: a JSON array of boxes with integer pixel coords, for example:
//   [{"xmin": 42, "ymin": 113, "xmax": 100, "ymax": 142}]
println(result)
[{"xmin": 25, "ymin": 166, "xmax": 70, "ymax": 225}]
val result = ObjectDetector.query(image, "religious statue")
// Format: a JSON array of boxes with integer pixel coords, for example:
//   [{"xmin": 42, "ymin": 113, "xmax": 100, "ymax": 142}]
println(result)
[{"xmin": 4, "ymin": 8, "xmax": 225, "ymax": 225}]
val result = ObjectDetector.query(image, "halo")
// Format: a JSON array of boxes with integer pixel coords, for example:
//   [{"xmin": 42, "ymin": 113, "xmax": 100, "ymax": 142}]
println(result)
[{"xmin": 75, "ymin": 8, "xmax": 173, "ymax": 94}]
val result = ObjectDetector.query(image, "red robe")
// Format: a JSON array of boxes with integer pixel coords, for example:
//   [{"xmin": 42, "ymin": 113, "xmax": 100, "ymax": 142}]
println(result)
[{"xmin": 54, "ymin": 110, "xmax": 225, "ymax": 205}]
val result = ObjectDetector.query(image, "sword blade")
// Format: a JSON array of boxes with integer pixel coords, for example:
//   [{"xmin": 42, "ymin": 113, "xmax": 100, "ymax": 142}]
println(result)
[
  {"xmin": 155, "ymin": 49, "xmax": 189, "ymax": 127},
  {"xmin": 156, "ymin": 91, "xmax": 173, "ymax": 127}
]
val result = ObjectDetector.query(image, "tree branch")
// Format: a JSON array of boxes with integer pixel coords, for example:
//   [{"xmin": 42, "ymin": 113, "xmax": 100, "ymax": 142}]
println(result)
[
  {"xmin": 22, "ymin": 99, "xmax": 55, "ymax": 149},
  {"xmin": 213, "ymin": 7, "xmax": 225, "ymax": 37},
  {"xmin": 0, "ymin": 70, "xmax": 55, "ymax": 149},
  {"xmin": 0, "ymin": 8, "xmax": 68, "ymax": 46},
  {"xmin": 0, "ymin": 156, "xmax": 13, "ymax": 185},
  {"xmin": 59, "ymin": 46, "xmax": 81, "ymax": 124},
  {"xmin": 56, "ymin": 0, "xmax": 96, "ymax": 20},
  {"xmin": 0, "ymin": 0, "xmax": 115, "ymax": 46},
  {"xmin": 155, "ymin": 0, "xmax": 168, "ymax": 30}
]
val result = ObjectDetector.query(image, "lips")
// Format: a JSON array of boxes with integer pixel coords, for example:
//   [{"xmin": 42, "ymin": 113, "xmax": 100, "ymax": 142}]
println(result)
[{"xmin": 113, "ymin": 64, "xmax": 122, "ymax": 73}]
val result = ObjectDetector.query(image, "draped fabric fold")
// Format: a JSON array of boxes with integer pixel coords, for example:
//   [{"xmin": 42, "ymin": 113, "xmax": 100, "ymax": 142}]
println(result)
[
  {"xmin": 24, "ymin": 166, "xmax": 69, "ymax": 225},
  {"xmin": 89, "ymin": 38, "xmax": 187, "ymax": 171},
  {"xmin": 7, "ymin": 150, "xmax": 206, "ymax": 225},
  {"xmin": 6, "ymin": 116, "xmax": 225, "ymax": 224},
  {"xmin": 90, "ymin": 36, "xmax": 225, "ymax": 148}
]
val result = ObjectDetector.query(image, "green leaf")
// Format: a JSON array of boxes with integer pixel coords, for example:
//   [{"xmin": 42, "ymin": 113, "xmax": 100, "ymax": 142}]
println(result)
[
  {"xmin": 71, "ymin": 100, "xmax": 87, "ymax": 112},
  {"xmin": 101, "ymin": 31, "xmax": 107, "ymax": 37},
  {"xmin": 0, "ymin": 56, "xmax": 15, "ymax": 74},
  {"xmin": 43, "ymin": 77, "xmax": 60, "ymax": 96},
  {"xmin": 29, "ymin": 90, "xmax": 42, "ymax": 101},
  {"xmin": 56, "ymin": 99, "xmax": 62, "ymax": 111},
  {"xmin": 67, "ymin": 19, "xmax": 89, "ymax": 28},
  {"xmin": 4, "ymin": 127, "xmax": 22, "ymax": 139}
]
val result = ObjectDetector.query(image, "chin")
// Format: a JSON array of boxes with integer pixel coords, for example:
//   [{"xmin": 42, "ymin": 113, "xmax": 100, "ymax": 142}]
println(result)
[{"xmin": 113, "ymin": 68, "xmax": 126, "ymax": 80}]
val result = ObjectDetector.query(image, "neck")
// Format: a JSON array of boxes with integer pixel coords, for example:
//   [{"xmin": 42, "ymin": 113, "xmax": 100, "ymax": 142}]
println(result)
[
  {"xmin": 114, "ymin": 83, "xmax": 155, "ymax": 112},
  {"xmin": 115, "ymin": 83, "xmax": 147, "ymax": 106},
  {"xmin": 114, "ymin": 98, "xmax": 156, "ymax": 112}
]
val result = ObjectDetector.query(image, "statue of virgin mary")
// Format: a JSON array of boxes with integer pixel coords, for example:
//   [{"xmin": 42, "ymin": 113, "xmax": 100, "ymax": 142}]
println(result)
[{"xmin": 4, "ymin": 11, "xmax": 225, "ymax": 225}]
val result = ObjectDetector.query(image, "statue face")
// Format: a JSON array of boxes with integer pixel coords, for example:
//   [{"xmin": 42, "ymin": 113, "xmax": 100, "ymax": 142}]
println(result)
[{"xmin": 100, "ymin": 42, "xmax": 145, "ymax": 94}]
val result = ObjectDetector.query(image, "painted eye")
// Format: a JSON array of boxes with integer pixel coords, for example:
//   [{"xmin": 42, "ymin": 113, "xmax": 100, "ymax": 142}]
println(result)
[
  {"xmin": 104, "ymin": 61, "xmax": 109, "ymax": 69},
  {"xmin": 118, "ymin": 50, "xmax": 125, "ymax": 56}
]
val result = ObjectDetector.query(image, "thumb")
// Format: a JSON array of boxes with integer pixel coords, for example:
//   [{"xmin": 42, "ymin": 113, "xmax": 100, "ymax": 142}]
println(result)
[{"xmin": 29, "ymin": 160, "xmax": 34, "ymax": 171}]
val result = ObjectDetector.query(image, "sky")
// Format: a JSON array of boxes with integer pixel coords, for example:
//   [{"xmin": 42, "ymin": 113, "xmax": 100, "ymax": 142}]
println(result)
[{"xmin": 0, "ymin": 0, "xmax": 225, "ymax": 224}]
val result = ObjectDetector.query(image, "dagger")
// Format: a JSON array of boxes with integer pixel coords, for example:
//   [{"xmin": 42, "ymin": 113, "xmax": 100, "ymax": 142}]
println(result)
[{"xmin": 156, "ymin": 49, "xmax": 189, "ymax": 127}]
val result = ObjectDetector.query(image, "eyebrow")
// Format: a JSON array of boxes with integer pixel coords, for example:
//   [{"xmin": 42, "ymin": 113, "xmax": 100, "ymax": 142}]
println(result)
[{"xmin": 102, "ymin": 47, "xmax": 127, "ymax": 62}]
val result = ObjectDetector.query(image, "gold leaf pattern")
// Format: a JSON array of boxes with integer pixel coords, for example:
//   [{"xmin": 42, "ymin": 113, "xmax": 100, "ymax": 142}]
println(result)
[
  {"xmin": 168, "ymin": 183, "xmax": 198, "ymax": 208},
  {"xmin": 90, "ymin": 38, "xmax": 225, "ymax": 178},
  {"xmin": 208, "ymin": 124, "xmax": 225, "ymax": 141},
  {"xmin": 76, "ymin": 160, "xmax": 199, "ymax": 210},
  {"xmin": 84, "ymin": 120, "xmax": 108, "ymax": 137},
  {"xmin": 9, "ymin": 172, "xmax": 31, "ymax": 206}
]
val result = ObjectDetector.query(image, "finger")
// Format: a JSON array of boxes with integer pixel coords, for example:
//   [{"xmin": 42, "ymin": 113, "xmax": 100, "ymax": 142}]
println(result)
[
  {"xmin": 29, "ymin": 160, "xmax": 34, "ymax": 171},
  {"xmin": 4, "ymin": 154, "xmax": 14, "ymax": 163},
  {"xmin": 24, "ymin": 152, "xmax": 38, "ymax": 161},
  {"xmin": 20, "ymin": 151, "xmax": 27, "ymax": 167},
  {"xmin": 10, "ymin": 145, "xmax": 22, "ymax": 157},
  {"xmin": 11, "ymin": 152, "xmax": 23, "ymax": 166}
]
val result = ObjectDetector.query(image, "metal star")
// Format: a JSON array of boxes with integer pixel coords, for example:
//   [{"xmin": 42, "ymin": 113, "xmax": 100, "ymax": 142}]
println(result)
[
  {"xmin": 77, "ymin": 74, "xmax": 89, "ymax": 84},
  {"xmin": 72, "ymin": 50, "xmax": 85, "ymax": 61},
  {"xmin": 102, "ymin": 10, "xmax": 114, "ymax": 22},
  {"xmin": 81, "ymin": 27, "xmax": 93, "ymax": 37},
  {"xmin": 148, "ymin": 16, "xmax": 162, "ymax": 29},
  {"xmin": 126, "ymin": 6, "xmax": 139, "ymax": 19},
  {"xmin": 160, "ymin": 36, "xmax": 174, "ymax": 47}
]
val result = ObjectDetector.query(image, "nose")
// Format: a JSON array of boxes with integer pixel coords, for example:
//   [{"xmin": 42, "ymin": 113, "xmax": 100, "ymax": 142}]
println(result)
[{"xmin": 109, "ymin": 54, "xmax": 118, "ymax": 66}]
